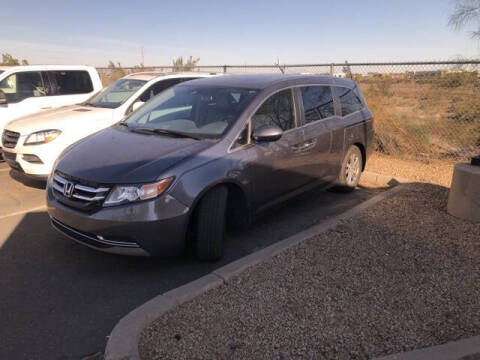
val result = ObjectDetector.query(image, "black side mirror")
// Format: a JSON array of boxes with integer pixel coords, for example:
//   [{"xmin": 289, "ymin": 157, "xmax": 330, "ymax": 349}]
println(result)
[
  {"xmin": 0, "ymin": 90, "xmax": 6, "ymax": 105},
  {"xmin": 252, "ymin": 125, "xmax": 283, "ymax": 142}
]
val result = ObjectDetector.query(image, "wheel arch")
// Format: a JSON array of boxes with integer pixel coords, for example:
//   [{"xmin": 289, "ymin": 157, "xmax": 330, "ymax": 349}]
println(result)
[
  {"xmin": 353, "ymin": 142, "xmax": 366, "ymax": 171},
  {"xmin": 185, "ymin": 179, "xmax": 251, "ymax": 245}
]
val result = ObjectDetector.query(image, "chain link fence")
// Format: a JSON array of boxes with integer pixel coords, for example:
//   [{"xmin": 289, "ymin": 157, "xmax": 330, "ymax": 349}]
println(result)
[{"xmin": 97, "ymin": 61, "xmax": 480, "ymax": 160}]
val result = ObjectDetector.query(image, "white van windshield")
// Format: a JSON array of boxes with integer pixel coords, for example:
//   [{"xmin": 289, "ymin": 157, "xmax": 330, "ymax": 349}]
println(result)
[{"xmin": 85, "ymin": 79, "xmax": 146, "ymax": 109}]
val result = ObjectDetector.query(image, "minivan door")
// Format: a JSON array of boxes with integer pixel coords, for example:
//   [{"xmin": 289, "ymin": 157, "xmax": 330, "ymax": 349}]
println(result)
[
  {"xmin": 248, "ymin": 88, "xmax": 307, "ymax": 209},
  {"xmin": 295, "ymin": 86, "xmax": 337, "ymax": 183}
]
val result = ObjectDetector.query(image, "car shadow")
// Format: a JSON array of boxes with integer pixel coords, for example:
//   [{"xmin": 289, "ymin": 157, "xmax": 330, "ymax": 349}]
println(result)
[{"xmin": 9, "ymin": 169, "xmax": 46, "ymax": 189}]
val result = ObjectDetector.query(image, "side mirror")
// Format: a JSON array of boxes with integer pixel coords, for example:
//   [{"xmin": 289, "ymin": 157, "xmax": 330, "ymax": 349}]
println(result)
[
  {"xmin": 132, "ymin": 101, "xmax": 145, "ymax": 112},
  {"xmin": 0, "ymin": 90, "xmax": 7, "ymax": 105},
  {"xmin": 252, "ymin": 125, "xmax": 283, "ymax": 142}
]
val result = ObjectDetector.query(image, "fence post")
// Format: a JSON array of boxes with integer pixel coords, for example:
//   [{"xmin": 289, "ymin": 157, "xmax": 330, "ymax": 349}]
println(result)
[
  {"xmin": 223, "ymin": 65, "xmax": 227, "ymax": 73},
  {"xmin": 330, "ymin": 63, "xmax": 334, "ymax": 76}
]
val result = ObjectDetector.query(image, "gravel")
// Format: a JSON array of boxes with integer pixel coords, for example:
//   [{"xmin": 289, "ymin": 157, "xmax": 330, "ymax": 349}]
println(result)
[{"xmin": 139, "ymin": 184, "xmax": 480, "ymax": 360}]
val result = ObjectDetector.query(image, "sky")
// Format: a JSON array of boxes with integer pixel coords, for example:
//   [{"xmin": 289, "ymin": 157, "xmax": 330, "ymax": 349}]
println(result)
[{"xmin": 1, "ymin": 0, "xmax": 479, "ymax": 67}]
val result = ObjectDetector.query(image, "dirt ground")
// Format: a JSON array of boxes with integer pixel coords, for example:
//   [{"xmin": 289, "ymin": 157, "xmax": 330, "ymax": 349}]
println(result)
[{"xmin": 365, "ymin": 152, "xmax": 456, "ymax": 187}]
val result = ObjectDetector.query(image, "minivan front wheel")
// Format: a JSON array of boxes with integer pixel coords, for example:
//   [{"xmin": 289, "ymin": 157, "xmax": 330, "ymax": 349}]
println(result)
[
  {"xmin": 195, "ymin": 185, "xmax": 228, "ymax": 261},
  {"xmin": 336, "ymin": 145, "xmax": 363, "ymax": 192}
]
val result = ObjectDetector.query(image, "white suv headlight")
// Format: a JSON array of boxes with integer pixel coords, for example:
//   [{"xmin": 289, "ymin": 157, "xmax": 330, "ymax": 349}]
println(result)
[
  {"xmin": 25, "ymin": 130, "xmax": 61, "ymax": 145},
  {"xmin": 103, "ymin": 177, "xmax": 174, "ymax": 207}
]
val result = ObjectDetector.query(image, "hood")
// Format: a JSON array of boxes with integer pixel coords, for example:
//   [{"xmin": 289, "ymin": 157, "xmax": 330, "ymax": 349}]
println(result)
[
  {"xmin": 5, "ymin": 105, "xmax": 113, "ymax": 135},
  {"xmin": 55, "ymin": 126, "xmax": 213, "ymax": 184}
]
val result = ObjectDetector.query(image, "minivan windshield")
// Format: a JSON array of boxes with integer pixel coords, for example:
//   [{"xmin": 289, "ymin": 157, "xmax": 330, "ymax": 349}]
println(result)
[
  {"xmin": 124, "ymin": 85, "xmax": 259, "ymax": 139},
  {"xmin": 85, "ymin": 79, "xmax": 146, "ymax": 108}
]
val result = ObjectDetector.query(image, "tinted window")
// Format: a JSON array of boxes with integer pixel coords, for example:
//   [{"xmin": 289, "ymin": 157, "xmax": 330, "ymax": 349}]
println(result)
[
  {"xmin": 0, "ymin": 72, "xmax": 45, "ymax": 103},
  {"xmin": 353, "ymin": 85, "xmax": 366, "ymax": 106},
  {"xmin": 252, "ymin": 89, "xmax": 295, "ymax": 131},
  {"xmin": 126, "ymin": 86, "xmax": 259, "ymax": 139},
  {"xmin": 334, "ymin": 86, "xmax": 363, "ymax": 116},
  {"xmin": 300, "ymin": 86, "xmax": 334, "ymax": 122},
  {"xmin": 50, "ymin": 71, "xmax": 93, "ymax": 95}
]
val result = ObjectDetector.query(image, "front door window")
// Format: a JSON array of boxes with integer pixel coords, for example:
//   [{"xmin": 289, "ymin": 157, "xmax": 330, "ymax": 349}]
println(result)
[{"xmin": 0, "ymin": 72, "xmax": 45, "ymax": 103}]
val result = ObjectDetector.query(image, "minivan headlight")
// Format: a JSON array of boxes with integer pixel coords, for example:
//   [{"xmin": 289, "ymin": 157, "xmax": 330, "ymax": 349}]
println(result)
[
  {"xmin": 25, "ymin": 130, "xmax": 61, "ymax": 145},
  {"xmin": 103, "ymin": 177, "xmax": 174, "ymax": 207}
]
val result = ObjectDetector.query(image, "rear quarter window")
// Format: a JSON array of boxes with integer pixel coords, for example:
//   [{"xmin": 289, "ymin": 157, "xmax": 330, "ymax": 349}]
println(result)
[
  {"xmin": 300, "ymin": 86, "xmax": 334, "ymax": 123},
  {"xmin": 50, "ymin": 71, "xmax": 93, "ymax": 95},
  {"xmin": 334, "ymin": 86, "xmax": 363, "ymax": 116}
]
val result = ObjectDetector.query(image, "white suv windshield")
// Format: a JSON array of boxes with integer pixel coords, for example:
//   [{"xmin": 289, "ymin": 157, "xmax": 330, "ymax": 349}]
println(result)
[
  {"xmin": 124, "ymin": 85, "xmax": 259, "ymax": 139},
  {"xmin": 85, "ymin": 79, "xmax": 146, "ymax": 108}
]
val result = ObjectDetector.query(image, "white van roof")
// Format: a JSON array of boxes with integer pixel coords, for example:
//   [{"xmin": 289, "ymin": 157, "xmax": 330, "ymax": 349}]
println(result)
[{"xmin": 0, "ymin": 65, "xmax": 97, "ymax": 73}]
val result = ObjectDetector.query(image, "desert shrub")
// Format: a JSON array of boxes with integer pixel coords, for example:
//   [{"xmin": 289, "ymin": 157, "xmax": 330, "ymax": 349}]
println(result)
[
  {"xmin": 447, "ymin": 98, "xmax": 480, "ymax": 123},
  {"xmin": 362, "ymin": 76, "xmax": 394, "ymax": 97},
  {"xmin": 436, "ymin": 71, "xmax": 480, "ymax": 88}
]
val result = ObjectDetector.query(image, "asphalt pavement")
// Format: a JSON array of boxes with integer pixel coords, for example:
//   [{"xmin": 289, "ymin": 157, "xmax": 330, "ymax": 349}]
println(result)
[{"xmin": 0, "ymin": 164, "xmax": 383, "ymax": 360}]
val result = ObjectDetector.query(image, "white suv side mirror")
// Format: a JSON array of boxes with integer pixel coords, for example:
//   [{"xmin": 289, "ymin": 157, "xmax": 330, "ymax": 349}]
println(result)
[{"xmin": 132, "ymin": 101, "xmax": 145, "ymax": 112}]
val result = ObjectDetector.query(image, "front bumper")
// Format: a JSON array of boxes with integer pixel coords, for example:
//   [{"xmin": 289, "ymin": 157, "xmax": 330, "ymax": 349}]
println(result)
[
  {"xmin": 47, "ymin": 185, "xmax": 190, "ymax": 257},
  {"xmin": 2, "ymin": 148, "xmax": 56, "ymax": 179}
]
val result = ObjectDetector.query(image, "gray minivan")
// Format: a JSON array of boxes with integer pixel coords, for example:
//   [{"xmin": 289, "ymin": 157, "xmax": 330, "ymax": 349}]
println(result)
[{"xmin": 47, "ymin": 74, "xmax": 374, "ymax": 261}]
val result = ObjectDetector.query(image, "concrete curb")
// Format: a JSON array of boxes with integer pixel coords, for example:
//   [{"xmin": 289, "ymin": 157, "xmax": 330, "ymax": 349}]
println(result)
[
  {"xmin": 361, "ymin": 170, "xmax": 408, "ymax": 186},
  {"xmin": 104, "ymin": 174, "xmax": 407, "ymax": 360},
  {"xmin": 374, "ymin": 335, "xmax": 480, "ymax": 360}
]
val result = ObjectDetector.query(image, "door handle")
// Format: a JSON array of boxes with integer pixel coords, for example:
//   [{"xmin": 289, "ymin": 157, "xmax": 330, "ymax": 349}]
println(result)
[
  {"xmin": 41, "ymin": 107, "xmax": 52, "ymax": 110},
  {"xmin": 292, "ymin": 139, "xmax": 317, "ymax": 152}
]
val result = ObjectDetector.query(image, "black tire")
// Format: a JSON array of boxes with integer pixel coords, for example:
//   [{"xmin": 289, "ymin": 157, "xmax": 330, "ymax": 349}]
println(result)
[
  {"xmin": 195, "ymin": 185, "xmax": 228, "ymax": 261},
  {"xmin": 335, "ymin": 145, "xmax": 363, "ymax": 192}
]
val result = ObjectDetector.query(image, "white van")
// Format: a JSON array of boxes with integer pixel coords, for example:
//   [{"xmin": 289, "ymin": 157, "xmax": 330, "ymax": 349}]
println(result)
[
  {"xmin": 0, "ymin": 65, "xmax": 102, "ymax": 139},
  {"xmin": 1, "ymin": 72, "xmax": 214, "ymax": 179}
]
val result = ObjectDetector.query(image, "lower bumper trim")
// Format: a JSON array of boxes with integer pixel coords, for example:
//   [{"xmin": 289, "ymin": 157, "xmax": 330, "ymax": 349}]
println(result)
[{"xmin": 51, "ymin": 217, "xmax": 150, "ymax": 256}]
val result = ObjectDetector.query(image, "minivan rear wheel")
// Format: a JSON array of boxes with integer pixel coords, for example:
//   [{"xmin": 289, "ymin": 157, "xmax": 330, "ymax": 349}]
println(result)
[
  {"xmin": 195, "ymin": 185, "xmax": 228, "ymax": 261},
  {"xmin": 335, "ymin": 145, "xmax": 363, "ymax": 192}
]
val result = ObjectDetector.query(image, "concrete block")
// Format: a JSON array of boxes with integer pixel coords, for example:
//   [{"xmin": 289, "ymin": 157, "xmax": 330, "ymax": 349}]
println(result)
[{"xmin": 448, "ymin": 163, "xmax": 480, "ymax": 222}]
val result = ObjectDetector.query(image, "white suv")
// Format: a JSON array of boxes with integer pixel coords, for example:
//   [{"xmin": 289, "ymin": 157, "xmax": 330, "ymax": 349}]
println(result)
[
  {"xmin": 1, "ymin": 72, "xmax": 214, "ymax": 179},
  {"xmin": 0, "ymin": 65, "xmax": 102, "ymax": 136}
]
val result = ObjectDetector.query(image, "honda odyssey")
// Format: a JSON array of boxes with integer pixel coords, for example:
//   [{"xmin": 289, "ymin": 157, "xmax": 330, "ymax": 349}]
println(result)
[{"xmin": 47, "ymin": 74, "xmax": 374, "ymax": 261}]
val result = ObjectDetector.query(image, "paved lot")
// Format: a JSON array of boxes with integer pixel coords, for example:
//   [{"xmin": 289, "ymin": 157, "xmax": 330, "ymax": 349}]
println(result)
[{"xmin": 0, "ymin": 163, "xmax": 383, "ymax": 360}]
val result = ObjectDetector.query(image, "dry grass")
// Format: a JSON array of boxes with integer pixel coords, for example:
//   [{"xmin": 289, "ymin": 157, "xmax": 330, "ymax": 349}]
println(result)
[
  {"xmin": 366, "ymin": 152, "xmax": 456, "ymax": 187},
  {"xmin": 359, "ymin": 74, "xmax": 480, "ymax": 160}
]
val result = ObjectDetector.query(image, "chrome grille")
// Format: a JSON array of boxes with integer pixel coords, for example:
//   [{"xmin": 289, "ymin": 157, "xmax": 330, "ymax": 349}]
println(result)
[
  {"xmin": 52, "ymin": 172, "xmax": 110, "ymax": 210},
  {"xmin": 2, "ymin": 130, "xmax": 20, "ymax": 149}
]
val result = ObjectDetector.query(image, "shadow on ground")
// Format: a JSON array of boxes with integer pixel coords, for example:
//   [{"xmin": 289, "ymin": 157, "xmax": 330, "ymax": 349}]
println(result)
[
  {"xmin": 0, "ymin": 185, "xmax": 383, "ymax": 360},
  {"xmin": 9, "ymin": 169, "xmax": 46, "ymax": 190}
]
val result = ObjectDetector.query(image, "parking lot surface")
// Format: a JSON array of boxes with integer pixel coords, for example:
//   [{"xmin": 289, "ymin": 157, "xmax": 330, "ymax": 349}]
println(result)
[{"xmin": 0, "ymin": 165, "xmax": 383, "ymax": 360}]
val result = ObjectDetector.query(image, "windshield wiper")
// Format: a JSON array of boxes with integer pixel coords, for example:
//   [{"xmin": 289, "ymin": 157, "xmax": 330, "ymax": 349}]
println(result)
[
  {"xmin": 130, "ymin": 127, "xmax": 201, "ymax": 140},
  {"xmin": 118, "ymin": 121, "xmax": 129, "ymax": 127}
]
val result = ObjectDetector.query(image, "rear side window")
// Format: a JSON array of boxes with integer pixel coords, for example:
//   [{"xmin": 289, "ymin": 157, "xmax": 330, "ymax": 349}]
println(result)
[
  {"xmin": 334, "ymin": 86, "xmax": 363, "ymax": 116},
  {"xmin": 49, "ymin": 71, "xmax": 93, "ymax": 95},
  {"xmin": 252, "ymin": 89, "xmax": 295, "ymax": 131},
  {"xmin": 300, "ymin": 86, "xmax": 334, "ymax": 123}
]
